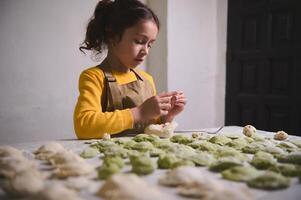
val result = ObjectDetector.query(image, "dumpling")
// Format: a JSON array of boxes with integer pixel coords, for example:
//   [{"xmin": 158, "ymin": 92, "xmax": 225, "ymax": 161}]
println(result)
[
  {"xmin": 1, "ymin": 170, "xmax": 44, "ymax": 197},
  {"xmin": 34, "ymin": 142, "xmax": 65, "ymax": 160},
  {"xmin": 247, "ymin": 171, "xmax": 290, "ymax": 190},
  {"xmin": 97, "ymin": 173, "xmax": 171, "ymax": 200},
  {"xmin": 243, "ymin": 125, "xmax": 256, "ymax": 137},
  {"xmin": 144, "ymin": 121, "xmax": 178, "ymax": 138},
  {"xmin": 274, "ymin": 131, "xmax": 288, "ymax": 141},
  {"xmin": 31, "ymin": 184, "xmax": 82, "ymax": 200}
]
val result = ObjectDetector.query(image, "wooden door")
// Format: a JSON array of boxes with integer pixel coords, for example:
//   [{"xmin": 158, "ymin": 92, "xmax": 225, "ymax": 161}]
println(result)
[{"xmin": 225, "ymin": 0, "xmax": 301, "ymax": 135}]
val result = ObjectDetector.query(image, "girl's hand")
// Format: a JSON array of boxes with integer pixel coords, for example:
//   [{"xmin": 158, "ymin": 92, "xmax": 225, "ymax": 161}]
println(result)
[
  {"xmin": 163, "ymin": 91, "xmax": 187, "ymax": 122},
  {"xmin": 131, "ymin": 92, "xmax": 176, "ymax": 124}
]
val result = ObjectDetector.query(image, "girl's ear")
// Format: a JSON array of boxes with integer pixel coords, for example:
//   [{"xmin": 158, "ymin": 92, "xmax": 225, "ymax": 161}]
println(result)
[{"xmin": 108, "ymin": 35, "xmax": 119, "ymax": 47}]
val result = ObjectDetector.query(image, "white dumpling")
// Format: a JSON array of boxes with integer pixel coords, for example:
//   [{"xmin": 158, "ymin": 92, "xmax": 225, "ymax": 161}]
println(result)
[
  {"xmin": 0, "ymin": 145, "xmax": 24, "ymax": 159},
  {"xmin": 98, "ymin": 173, "xmax": 172, "ymax": 200},
  {"xmin": 34, "ymin": 142, "xmax": 65, "ymax": 160},
  {"xmin": 1, "ymin": 170, "xmax": 44, "ymax": 197},
  {"xmin": 159, "ymin": 166, "xmax": 206, "ymax": 187},
  {"xmin": 144, "ymin": 121, "xmax": 178, "ymax": 138},
  {"xmin": 53, "ymin": 160, "xmax": 94, "ymax": 178},
  {"xmin": 243, "ymin": 125, "xmax": 256, "ymax": 137},
  {"xmin": 31, "ymin": 184, "xmax": 82, "ymax": 200},
  {"xmin": 48, "ymin": 150, "xmax": 84, "ymax": 166},
  {"xmin": 274, "ymin": 130, "xmax": 288, "ymax": 141},
  {"xmin": 0, "ymin": 156, "xmax": 37, "ymax": 178}
]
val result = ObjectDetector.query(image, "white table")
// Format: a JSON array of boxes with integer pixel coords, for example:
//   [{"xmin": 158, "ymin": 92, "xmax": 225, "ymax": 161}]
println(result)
[{"xmin": 1, "ymin": 126, "xmax": 301, "ymax": 200}]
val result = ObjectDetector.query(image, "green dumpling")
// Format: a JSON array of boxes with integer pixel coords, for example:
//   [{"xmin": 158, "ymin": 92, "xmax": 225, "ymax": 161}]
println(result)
[
  {"xmin": 196, "ymin": 141, "xmax": 220, "ymax": 153},
  {"xmin": 130, "ymin": 155, "xmax": 156, "ymax": 175},
  {"xmin": 209, "ymin": 157, "xmax": 243, "ymax": 172},
  {"xmin": 250, "ymin": 151, "xmax": 277, "ymax": 170},
  {"xmin": 90, "ymin": 140, "xmax": 116, "ymax": 152},
  {"xmin": 251, "ymin": 134, "xmax": 266, "ymax": 142},
  {"xmin": 102, "ymin": 145, "xmax": 128, "ymax": 158},
  {"xmin": 222, "ymin": 166, "xmax": 262, "ymax": 182},
  {"xmin": 269, "ymin": 163, "xmax": 301, "ymax": 177},
  {"xmin": 103, "ymin": 156, "xmax": 124, "ymax": 169},
  {"xmin": 153, "ymin": 139, "xmax": 175, "ymax": 150},
  {"xmin": 261, "ymin": 146, "xmax": 286, "ymax": 157},
  {"xmin": 224, "ymin": 133, "xmax": 241, "ymax": 140},
  {"xmin": 226, "ymin": 138, "xmax": 248, "ymax": 150},
  {"xmin": 97, "ymin": 163, "xmax": 121, "ymax": 179},
  {"xmin": 131, "ymin": 141, "xmax": 154, "ymax": 152},
  {"xmin": 209, "ymin": 135, "xmax": 232, "ymax": 146},
  {"xmin": 172, "ymin": 159, "xmax": 195, "ymax": 168},
  {"xmin": 123, "ymin": 140, "xmax": 138, "ymax": 149},
  {"xmin": 277, "ymin": 142, "xmax": 299, "ymax": 153},
  {"xmin": 133, "ymin": 133, "xmax": 160, "ymax": 143},
  {"xmin": 288, "ymin": 139, "xmax": 301, "ymax": 148},
  {"xmin": 80, "ymin": 147, "xmax": 99, "ymax": 158},
  {"xmin": 157, "ymin": 153, "xmax": 179, "ymax": 169},
  {"xmin": 170, "ymin": 134, "xmax": 194, "ymax": 144},
  {"xmin": 189, "ymin": 151, "xmax": 216, "ymax": 166},
  {"xmin": 188, "ymin": 140, "xmax": 206, "ymax": 149},
  {"xmin": 148, "ymin": 147, "xmax": 165, "ymax": 157},
  {"xmin": 215, "ymin": 147, "xmax": 249, "ymax": 162},
  {"xmin": 242, "ymin": 142, "xmax": 266, "ymax": 154},
  {"xmin": 278, "ymin": 152, "xmax": 301, "ymax": 165},
  {"xmin": 111, "ymin": 137, "xmax": 132, "ymax": 146},
  {"xmin": 247, "ymin": 171, "xmax": 291, "ymax": 190}
]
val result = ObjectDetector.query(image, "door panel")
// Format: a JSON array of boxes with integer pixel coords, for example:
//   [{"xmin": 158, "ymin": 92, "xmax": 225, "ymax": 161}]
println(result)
[{"xmin": 226, "ymin": 0, "xmax": 301, "ymax": 135}]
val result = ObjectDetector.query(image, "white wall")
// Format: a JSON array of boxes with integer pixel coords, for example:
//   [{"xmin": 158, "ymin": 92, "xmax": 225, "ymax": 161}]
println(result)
[
  {"xmin": 147, "ymin": 0, "xmax": 168, "ymax": 93},
  {"xmin": 0, "ymin": 0, "xmax": 99, "ymax": 144},
  {"xmin": 148, "ymin": 0, "xmax": 228, "ymax": 130}
]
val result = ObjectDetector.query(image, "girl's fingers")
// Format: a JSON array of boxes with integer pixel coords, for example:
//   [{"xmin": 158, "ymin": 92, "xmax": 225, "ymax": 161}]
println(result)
[
  {"xmin": 175, "ymin": 98, "xmax": 187, "ymax": 105},
  {"xmin": 159, "ymin": 91, "xmax": 177, "ymax": 98},
  {"xmin": 159, "ymin": 96, "xmax": 171, "ymax": 104},
  {"xmin": 160, "ymin": 103, "xmax": 171, "ymax": 110},
  {"xmin": 160, "ymin": 110, "xmax": 168, "ymax": 116}
]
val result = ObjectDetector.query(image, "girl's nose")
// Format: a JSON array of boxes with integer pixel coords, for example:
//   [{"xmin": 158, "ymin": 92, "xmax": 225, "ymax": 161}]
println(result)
[{"xmin": 141, "ymin": 45, "xmax": 149, "ymax": 55}]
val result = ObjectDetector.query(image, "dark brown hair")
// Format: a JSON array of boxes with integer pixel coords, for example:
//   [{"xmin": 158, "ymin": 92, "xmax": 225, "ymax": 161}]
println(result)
[{"xmin": 79, "ymin": 0, "xmax": 160, "ymax": 55}]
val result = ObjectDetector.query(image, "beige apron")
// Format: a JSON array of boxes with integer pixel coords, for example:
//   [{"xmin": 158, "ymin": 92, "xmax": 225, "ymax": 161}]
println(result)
[{"xmin": 98, "ymin": 64, "xmax": 154, "ymax": 136}]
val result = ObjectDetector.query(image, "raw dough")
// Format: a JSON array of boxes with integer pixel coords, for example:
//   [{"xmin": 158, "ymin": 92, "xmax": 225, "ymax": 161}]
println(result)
[{"xmin": 144, "ymin": 121, "xmax": 178, "ymax": 138}]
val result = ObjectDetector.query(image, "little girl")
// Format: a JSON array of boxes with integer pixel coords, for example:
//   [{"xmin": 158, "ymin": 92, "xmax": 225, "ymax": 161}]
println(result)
[{"xmin": 74, "ymin": 0, "xmax": 186, "ymax": 139}]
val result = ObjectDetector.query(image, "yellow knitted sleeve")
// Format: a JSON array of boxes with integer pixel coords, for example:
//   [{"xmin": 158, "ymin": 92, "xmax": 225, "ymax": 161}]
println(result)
[{"xmin": 73, "ymin": 67, "xmax": 134, "ymax": 139}]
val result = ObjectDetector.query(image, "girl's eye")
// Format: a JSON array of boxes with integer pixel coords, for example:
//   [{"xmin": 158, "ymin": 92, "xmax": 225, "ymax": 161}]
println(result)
[{"xmin": 135, "ymin": 39, "xmax": 145, "ymax": 44}]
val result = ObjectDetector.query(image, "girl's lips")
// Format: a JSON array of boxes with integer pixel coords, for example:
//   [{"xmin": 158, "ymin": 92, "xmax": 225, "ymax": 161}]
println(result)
[{"xmin": 135, "ymin": 58, "xmax": 144, "ymax": 62}]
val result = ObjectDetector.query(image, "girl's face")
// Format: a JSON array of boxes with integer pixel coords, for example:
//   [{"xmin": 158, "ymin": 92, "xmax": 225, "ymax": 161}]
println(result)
[{"xmin": 110, "ymin": 19, "xmax": 158, "ymax": 70}]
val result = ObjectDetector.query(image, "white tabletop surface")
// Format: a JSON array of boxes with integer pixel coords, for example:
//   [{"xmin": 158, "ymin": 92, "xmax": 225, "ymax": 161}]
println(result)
[{"xmin": 1, "ymin": 126, "xmax": 301, "ymax": 200}]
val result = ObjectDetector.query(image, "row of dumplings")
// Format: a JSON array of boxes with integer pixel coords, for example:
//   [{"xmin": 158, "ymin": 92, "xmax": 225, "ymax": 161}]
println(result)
[{"xmin": 0, "ymin": 144, "xmax": 82, "ymax": 199}]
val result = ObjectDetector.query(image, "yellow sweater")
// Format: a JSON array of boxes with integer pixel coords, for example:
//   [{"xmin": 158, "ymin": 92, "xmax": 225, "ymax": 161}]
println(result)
[{"xmin": 74, "ymin": 66, "xmax": 156, "ymax": 139}]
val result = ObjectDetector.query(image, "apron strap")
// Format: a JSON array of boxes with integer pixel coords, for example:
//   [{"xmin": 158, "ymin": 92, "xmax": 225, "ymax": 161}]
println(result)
[
  {"xmin": 102, "ymin": 69, "xmax": 123, "ymax": 110},
  {"xmin": 130, "ymin": 68, "xmax": 145, "ymax": 81}
]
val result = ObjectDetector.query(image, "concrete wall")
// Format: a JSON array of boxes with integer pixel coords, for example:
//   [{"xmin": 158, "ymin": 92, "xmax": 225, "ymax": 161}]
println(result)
[
  {"xmin": 148, "ymin": 0, "xmax": 228, "ymax": 130},
  {"xmin": 0, "ymin": 0, "xmax": 99, "ymax": 144},
  {"xmin": 0, "ymin": 0, "xmax": 228, "ymax": 144}
]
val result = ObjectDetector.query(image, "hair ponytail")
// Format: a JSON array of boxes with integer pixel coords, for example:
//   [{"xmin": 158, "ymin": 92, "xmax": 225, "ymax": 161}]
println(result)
[
  {"xmin": 79, "ymin": 0, "xmax": 160, "ymax": 56},
  {"xmin": 79, "ymin": 0, "xmax": 114, "ymax": 54}
]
